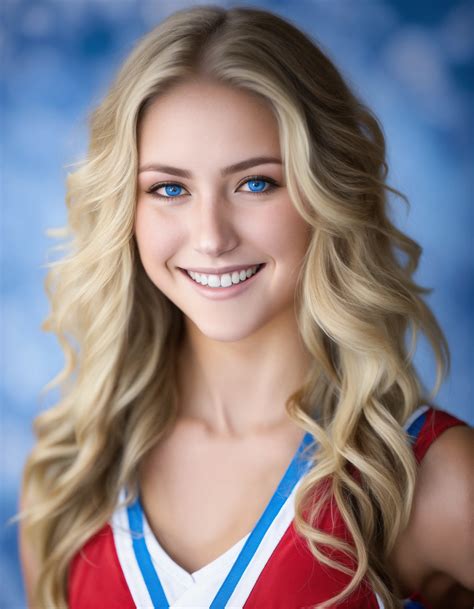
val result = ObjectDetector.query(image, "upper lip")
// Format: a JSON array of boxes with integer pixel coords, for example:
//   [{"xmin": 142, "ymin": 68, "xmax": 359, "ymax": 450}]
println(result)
[{"xmin": 180, "ymin": 263, "xmax": 264, "ymax": 274}]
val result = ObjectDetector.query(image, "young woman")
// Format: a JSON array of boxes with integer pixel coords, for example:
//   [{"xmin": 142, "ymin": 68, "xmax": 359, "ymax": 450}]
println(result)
[{"xmin": 18, "ymin": 5, "xmax": 473, "ymax": 609}]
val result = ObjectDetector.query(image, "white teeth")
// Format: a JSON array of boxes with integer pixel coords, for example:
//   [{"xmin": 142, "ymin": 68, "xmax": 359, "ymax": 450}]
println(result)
[
  {"xmin": 186, "ymin": 265, "xmax": 261, "ymax": 288},
  {"xmin": 208, "ymin": 274, "xmax": 220, "ymax": 288},
  {"xmin": 221, "ymin": 273, "xmax": 233, "ymax": 287}
]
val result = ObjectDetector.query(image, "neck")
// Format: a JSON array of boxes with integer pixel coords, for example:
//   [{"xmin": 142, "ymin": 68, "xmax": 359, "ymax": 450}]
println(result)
[{"xmin": 176, "ymin": 311, "xmax": 313, "ymax": 439}]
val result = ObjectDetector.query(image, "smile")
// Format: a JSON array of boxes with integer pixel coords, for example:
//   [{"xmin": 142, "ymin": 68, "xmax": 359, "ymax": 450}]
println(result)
[
  {"xmin": 178, "ymin": 263, "xmax": 266, "ymax": 299},
  {"xmin": 186, "ymin": 264, "xmax": 264, "ymax": 288}
]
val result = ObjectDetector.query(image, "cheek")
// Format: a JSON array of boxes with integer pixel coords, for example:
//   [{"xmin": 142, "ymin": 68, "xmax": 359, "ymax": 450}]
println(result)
[
  {"xmin": 255, "ymin": 198, "xmax": 311, "ymax": 262},
  {"xmin": 134, "ymin": 202, "xmax": 182, "ymax": 270}
]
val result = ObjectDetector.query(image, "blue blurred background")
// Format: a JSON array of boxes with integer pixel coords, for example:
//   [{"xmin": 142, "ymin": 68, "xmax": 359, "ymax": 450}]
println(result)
[{"xmin": 1, "ymin": 0, "xmax": 473, "ymax": 606}]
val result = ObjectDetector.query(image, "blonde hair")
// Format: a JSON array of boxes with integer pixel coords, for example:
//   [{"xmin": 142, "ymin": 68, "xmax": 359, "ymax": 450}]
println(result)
[{"xmin": 17, "ymin": 5, "xmax": 449, "ymax": 608}]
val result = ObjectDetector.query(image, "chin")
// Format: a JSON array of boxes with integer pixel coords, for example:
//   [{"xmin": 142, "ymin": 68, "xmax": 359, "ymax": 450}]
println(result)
[{"xmin": 185, "ymin": 315, "xmax": 269, "ymax": 343}]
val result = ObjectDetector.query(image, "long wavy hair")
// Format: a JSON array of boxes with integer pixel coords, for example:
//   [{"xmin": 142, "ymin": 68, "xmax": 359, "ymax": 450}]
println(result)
[{"xmin": 17, "ymin": 5, "xmax": 449, "ymax": 608}]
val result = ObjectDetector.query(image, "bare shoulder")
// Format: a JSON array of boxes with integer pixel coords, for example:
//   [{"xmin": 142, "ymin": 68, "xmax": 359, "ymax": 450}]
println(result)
[
  {"xmin": 416, "ymin": 424, "xmax": 474, "ymax": 582},
  {"xmin": 417, "ymin": 426, "xmax": 474, "ymax": 568},
  {"xmin": 389, "ymin": 423, "xmax": 474, "ymax": 608}
]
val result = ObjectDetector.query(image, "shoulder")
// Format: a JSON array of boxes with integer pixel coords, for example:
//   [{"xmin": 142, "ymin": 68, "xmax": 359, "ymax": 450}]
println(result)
[
  {"xmin": 390, "ymin": 415, "xmax": 474, "ymax": 603},
  {"xmin": 411, "ymin": 422, "xmax": 474, "ymax": 588}
]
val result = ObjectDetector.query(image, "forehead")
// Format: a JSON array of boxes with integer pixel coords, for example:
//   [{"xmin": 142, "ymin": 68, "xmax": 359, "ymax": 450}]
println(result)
[{"xmin": 137, "ymin": 80, "xmax": 281, "ymax": 159}]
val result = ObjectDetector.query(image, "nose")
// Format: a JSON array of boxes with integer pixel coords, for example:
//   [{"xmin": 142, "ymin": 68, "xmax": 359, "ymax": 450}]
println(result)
[{"xmin": 192, "ymin": 197, "xmax": 239, "ymax": 258}]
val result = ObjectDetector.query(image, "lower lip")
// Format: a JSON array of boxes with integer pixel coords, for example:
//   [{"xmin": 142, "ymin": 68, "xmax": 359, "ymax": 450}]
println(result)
[{"xmin": 178, "ymin": 264, "xmax": 266, "ymax": 300}]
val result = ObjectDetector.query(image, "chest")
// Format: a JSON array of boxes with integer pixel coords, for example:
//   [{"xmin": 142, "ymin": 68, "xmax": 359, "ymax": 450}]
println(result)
[
  {"xmin": 138, "ymin": 423, "xmax": 303, "ymax": 574},
  {"xmin": 136, "ymin": 424, "xmax": 450, "ymax": 606}
]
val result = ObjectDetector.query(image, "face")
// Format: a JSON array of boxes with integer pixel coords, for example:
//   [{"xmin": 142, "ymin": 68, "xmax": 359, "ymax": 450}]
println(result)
[{"xmin": 134, "ymin": 79, "xmax": 311, "ymax": 342}]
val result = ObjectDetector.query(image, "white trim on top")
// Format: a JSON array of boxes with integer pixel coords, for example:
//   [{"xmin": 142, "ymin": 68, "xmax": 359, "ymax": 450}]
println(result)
[
  {"xmin": 111, "ymin": 488, "xmax": 154, "ymax": 609},
  {"xmin": 224, "ymin": 473, "xmax": 307, "ymax": 608},
  {"xmin": 403, "ymin": 405, "xmax": 430, "ymax": 432},
  {"xmin": 375, "ymin": 592, "xmax": 385, "ymax": 608}
]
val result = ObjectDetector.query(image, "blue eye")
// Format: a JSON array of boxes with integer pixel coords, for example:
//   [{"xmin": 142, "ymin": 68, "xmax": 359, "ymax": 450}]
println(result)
[
  {"xmin": 146, "ymin": 175, "xmax": 278, "ymax": 201},
  {"xmin": 238, "ymin": 176, "xmax": 278, "ymax": 195},
  {"xmin": 243, "ymin": 178, "xmax": 270, "ymax": 193},
  {"xmin": 145, "ymin": 182, "xmax": 187, "ymax": 200},
  {"xmin": 163, "ymin": 184, "xmax": 184, "ymax": 197}
]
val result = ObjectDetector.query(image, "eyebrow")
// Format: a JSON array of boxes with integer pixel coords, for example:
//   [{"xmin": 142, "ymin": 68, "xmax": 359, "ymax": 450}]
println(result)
[{"xmin": 138, "ymin": 156, "xmax": 282, "ymax": 178}]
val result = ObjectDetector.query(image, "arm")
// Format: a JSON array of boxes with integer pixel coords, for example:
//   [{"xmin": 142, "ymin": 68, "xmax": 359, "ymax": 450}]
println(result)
[{"xmin": 390, "ymin": 424, "xmax": 474, "ymax": 609}]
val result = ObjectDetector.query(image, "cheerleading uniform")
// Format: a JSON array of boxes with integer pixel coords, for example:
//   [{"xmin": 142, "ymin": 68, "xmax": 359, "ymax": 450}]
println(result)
[{"xmin": 68, "ymin": 405, "xmax": 468, "ymax": 608}]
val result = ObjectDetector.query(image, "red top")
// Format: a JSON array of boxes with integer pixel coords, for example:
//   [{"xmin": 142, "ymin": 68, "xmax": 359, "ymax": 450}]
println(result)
[{"xmin": 68, "ymin": 407, "xmax": 468, "ymax": 609}]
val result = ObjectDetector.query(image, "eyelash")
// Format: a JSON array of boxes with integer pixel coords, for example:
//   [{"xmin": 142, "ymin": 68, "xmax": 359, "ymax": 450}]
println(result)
[{"xmin": 145, "ymin": 175, "xmax": 279, "ymax": 201}]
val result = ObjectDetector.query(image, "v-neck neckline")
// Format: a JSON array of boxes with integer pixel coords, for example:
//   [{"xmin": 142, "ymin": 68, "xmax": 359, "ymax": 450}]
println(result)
[
  {"xmin": 124, "ymin": 429, "xmax": 316, "ymax": 607},
  {"xmin": 141, "ymin": 506, "xmax": 252, "ymax": 583},
  {"xmin": 136, "ymin": 428, "xmax": 315, "ymax": 579}
]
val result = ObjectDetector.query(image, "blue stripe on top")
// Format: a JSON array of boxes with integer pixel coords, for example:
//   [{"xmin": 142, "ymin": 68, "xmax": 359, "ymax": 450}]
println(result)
[
  {"xmin": 210, "ymin": 430, "xmax": 315, "ymax": 608},
  {"xmin": 403, "ymin": 600, "xmax": 426, "ymax": 609},
  {"xmin": 406, "ymin": 410, "xmax": 428, "ymax": 444},
  {"xmin": 126, "ymin": 497, "xmax": 169, "ymax": 608},
  {"xmin": 126, "ymin": 430, "xmax": 316, "ymax": 609}
]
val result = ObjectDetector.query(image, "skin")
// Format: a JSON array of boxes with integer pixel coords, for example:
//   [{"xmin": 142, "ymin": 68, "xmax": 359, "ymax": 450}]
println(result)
[
  {"xmin": 388, "ymin": 425, "xmax": 474, "ymax": 608},
  {"xmin": 133, "ymin": 78, "xmax": 474, "ymax": 607},
  {"xmin": 135, "ymin": 78, "xmax": 313, "ymax": 439},
  {"xmin": 18, "ymin": 78, "xmax": 473, "ymax": 609}
]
